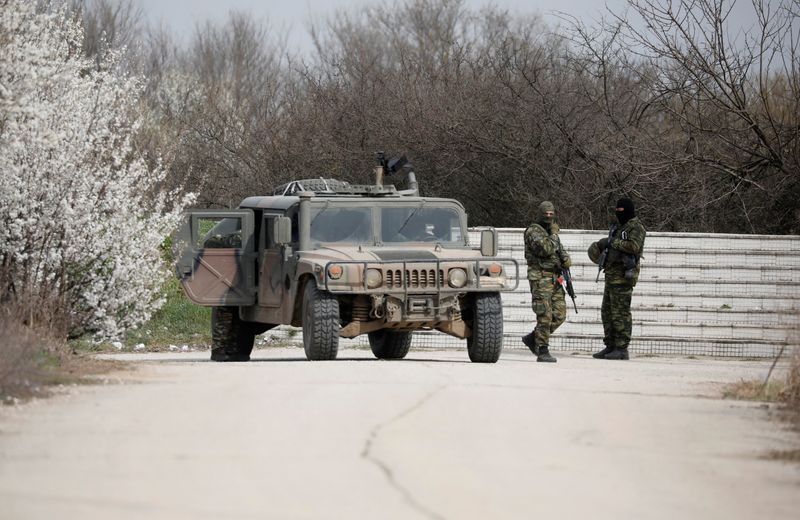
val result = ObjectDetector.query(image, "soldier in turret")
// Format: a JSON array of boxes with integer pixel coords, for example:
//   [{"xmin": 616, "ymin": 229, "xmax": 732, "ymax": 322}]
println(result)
[{"xmin": 522, "ymin": 201, "xmax": 571, "ymax": 363}]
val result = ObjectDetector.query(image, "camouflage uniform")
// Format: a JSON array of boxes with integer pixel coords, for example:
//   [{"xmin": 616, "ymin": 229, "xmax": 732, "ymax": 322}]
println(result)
[
  {"xmin": 589, "ymin": 203, "xmax": 646, "ymax": 359},
  {"xmin": 524, "ymin": 201, "xmax": 571, "ymax": 362}
]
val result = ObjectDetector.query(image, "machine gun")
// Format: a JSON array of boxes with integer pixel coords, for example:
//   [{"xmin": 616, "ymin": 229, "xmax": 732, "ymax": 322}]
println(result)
[
  {"xmin": 596, "ymin": 224, "xmax": 618, "ymax": 282},
  {"xmin": 375, "ymin": 151, "xmax": 408, "ymax": 175},
  {"xmin": 374, "ymin": 152, "xmax": 418, "ymax": 195}
]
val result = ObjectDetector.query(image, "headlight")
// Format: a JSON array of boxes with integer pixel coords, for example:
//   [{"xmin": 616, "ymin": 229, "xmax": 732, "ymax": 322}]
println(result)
[
  {"xmin": 366, "ymin": 268, "xmax": 383, "ymax": 289},
  {"xmin": 327, "ymin": 264, "xmax": 343, "ymax": 279},
  {"xmin": 448, "ymin": 268, "xmax": 468, "ymax": 288}
]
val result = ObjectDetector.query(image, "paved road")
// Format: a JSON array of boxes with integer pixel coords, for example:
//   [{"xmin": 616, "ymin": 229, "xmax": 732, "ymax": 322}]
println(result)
[{"xmin": 0, "ymin": 347, "xmax": 798, "ymax": 520}]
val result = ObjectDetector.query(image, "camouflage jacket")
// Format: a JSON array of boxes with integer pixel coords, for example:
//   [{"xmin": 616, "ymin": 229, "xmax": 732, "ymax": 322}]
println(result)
[
  {"xmin": 524, "ymin": 223, "xmax": 571, "ymax": 281},
  {"xmin": 605, "ymin": 217, "xmax": 646, "ymax": 285}
]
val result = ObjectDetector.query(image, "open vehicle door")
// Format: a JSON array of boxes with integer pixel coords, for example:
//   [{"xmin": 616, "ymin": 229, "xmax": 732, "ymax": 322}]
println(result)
[{"xmin": 173, "ymin": 210, "xmax": 256, "ymax": 306}]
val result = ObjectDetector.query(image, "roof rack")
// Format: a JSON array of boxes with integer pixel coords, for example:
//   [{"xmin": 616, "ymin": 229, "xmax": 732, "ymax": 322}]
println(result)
[{"xmin": 272, "ymin": 178, "xmax": 403, "ymax": 197}]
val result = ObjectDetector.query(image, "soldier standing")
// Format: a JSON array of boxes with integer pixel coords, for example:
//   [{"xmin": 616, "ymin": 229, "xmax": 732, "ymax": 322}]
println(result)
[
  {"xmin": 588, "ymin": 197, "xmax": 646, "ymax": 360},
  {"xmin": 522, "ymin": 201, "xmax": 571, "ymax": 363}
]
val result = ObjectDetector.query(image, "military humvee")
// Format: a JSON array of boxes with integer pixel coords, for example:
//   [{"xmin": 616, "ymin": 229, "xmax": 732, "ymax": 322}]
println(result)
[{"xmin": 173, "ymin": 156, "xmax": 518, "ymax": 362}]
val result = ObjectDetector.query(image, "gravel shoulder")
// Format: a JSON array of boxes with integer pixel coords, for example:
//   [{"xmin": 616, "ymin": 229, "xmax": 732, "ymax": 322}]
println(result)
[{"xmin": 0, "ymin": 347, "xmax": 798, "ymax": 520}]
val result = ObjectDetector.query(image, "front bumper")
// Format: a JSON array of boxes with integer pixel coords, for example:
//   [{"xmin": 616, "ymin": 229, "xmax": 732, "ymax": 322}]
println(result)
[{"xmin": 320, "ymin": 257, "xmax": 519, "ymax": 295}]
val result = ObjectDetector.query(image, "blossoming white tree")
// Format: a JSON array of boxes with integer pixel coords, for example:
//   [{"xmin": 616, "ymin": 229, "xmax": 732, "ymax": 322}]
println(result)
[{"xmin": 0, "ymin": 1, "xmax": 193, "ymax": 339}]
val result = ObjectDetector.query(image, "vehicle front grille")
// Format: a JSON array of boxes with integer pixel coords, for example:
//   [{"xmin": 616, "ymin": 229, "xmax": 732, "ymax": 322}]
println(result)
[{"xmin": 385, "ymin": 268, "xmax": 444, "ymax": 289}]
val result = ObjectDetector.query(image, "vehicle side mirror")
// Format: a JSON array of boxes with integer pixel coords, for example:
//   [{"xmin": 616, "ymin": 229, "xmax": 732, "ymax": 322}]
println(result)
[
  {"xmin": 480, "ymin": 228, "xmax": 497, "ymax": 257},
  {"xmin": 273, "ymin": 216, "xmax": 292, "ymax": 245}
]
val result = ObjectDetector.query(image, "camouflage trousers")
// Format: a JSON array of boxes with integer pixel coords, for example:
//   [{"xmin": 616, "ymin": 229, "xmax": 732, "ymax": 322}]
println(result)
[
  {"xmin": 529, "ymin": 276, "xmax": 567, "ymax": 348},
  {"xmin": 601, "ymin": 282, "xmax": 634, "ymax": 349}
]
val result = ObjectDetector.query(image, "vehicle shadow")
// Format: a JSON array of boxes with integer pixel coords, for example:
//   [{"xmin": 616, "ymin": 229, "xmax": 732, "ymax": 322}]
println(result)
[
  {"xmin": 248, "ymin": 356, "xmax": 471, "ymax": 364},
  {"xmin": 139, "ymin": 356, "xmax": 472, "ymax": 364}
]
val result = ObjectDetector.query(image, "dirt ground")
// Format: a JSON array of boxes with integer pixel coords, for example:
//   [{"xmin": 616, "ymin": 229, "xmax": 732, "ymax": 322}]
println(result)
[{"xmin": 0, "ymin": 347, "xmax": 798, "ymax": 520}]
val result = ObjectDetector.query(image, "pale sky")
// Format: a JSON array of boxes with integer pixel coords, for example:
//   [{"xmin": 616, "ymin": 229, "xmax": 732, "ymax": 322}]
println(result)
[
  {"xmin": 136, "ymin": 0, "xmax": 761, "ymax": 55},
  {"xmin": 136, "ymin": 0, "xmax": 628, "ymax": 51}
]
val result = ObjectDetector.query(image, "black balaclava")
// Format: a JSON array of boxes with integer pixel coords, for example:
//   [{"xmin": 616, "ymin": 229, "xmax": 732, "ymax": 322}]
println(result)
[
  {"xmin": 615, "ymin": 197, "xmax": 635, "ymax": 226},
  {"xmin": 537, "ymin": 201, "xmax": 555, "ymax": 231}
]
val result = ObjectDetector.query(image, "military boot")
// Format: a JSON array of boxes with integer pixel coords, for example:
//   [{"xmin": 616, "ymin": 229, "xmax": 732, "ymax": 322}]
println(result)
[
  {"xmin": 592, "ymin": 346, "xmax": 615, "ymax": 359},
  {"xmin": 537, "ymin": 346, "xmax": 557, "ymax": 363},
  {"xmin": 604, "ymin": 348, "xmax": 629, "ymax": 360},
  {"xmin": 522, "ymin": 332, "xmax": 538, "ymax": 355}
]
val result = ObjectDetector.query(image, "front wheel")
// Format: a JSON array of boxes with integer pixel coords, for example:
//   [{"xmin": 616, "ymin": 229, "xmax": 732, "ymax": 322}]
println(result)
[
  {"xmin": 302, "ymin": 280, "xmax": 340, "ymax": 360},
  {"xmin": 466, "ymin": 292, "xmax": 504, "ymax": 363},
  {"xmin": 368, "ymin": 330, "xmax": 412, "ymax": 359}
]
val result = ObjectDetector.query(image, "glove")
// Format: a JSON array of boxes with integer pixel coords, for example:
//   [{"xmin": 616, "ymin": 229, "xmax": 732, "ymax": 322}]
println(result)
[
  {"xmin": 550, "ymin": 222, "xmax": 560, "ymax": 234},
  {"xmin": 557, "ymin": 249, "xmax": 571, "ymax": 269},
  {"xmin": 597, "ymin": 237, "xmax": 609, "ymax": 250}
]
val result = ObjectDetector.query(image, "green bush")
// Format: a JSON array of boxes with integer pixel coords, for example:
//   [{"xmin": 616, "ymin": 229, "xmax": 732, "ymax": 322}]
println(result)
[{"xmin": 123, "ymin": 277, "xmax": 211, "ymax": 348}]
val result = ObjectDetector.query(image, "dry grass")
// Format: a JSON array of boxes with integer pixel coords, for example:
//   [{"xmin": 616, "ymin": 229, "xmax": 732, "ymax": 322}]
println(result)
[
  {"xmin": 0, "ymin": 271, "xmax": 133, "ymax": 401},
  {"xmin": 0, "ymin": 305, "xmax": 59, "ymax": 400},
  {"xmin": 0, "ymin": 305, "xmax": 127, "ymax": 401},
  {"xmin": 719, "ymin": 349, "xmax": 800, "ymax": 463},
  {"xmin": 721, "ymin": 379, "xmax": 786, "ymax": 402},
  {"xmin": 722, "ymin": 347, "xmax": 800, "ymax": 404},
  {"xmin": 0, "ymin": 278, "xmax": 72, "ymax": 401},
  {"xmin": 783, "ymin": 351, "xmax": 800, "ymax": 420}
]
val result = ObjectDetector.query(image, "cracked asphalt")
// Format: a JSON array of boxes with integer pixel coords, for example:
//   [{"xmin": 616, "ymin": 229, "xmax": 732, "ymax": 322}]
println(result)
[{"xmin": 0, "ymin": 347, "xmax": 798, "ymax": 520}]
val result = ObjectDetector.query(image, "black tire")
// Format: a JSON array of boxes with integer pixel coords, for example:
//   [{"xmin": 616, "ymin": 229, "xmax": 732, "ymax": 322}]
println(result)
[
  {"xmin": 368, "ymin": 330, "xmax": 413, "ymax": 359},
  {"xmin": 211, "ymin": 306, "xmax": 256, "ymax": 361},
  {"xmin": 466, "ymin": 292, "xmax": 503, "ymax": 363},
  {"xmin": 302, "ymin": 280, "xmax": 340, "ymax": 360}
]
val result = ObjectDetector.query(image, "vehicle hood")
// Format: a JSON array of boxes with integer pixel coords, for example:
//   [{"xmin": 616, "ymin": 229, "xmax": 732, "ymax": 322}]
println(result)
[{"xmin": 299, "ymin": 246, "xmax": 486, "ymax": 265}]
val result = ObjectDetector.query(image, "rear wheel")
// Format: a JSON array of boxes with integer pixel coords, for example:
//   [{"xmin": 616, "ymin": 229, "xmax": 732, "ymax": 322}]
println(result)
[
  {"xmin": 211, "ymin": 306, "xmax": 256, "ymax": 362},
  {"xmin": 368, "ymin": 330, "xmax": 412, "ymax": 359},
  {"xmin": 466, "ymin": 293, "xmax": 503, "ymax": 363},
  {"xmin": 302, "ymin": 280, "xmax": 340, "ymax": 360}
]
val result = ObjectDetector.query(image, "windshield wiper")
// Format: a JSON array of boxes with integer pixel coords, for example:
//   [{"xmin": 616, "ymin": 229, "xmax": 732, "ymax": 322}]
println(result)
[
  {"xmin": 310, "ymin": 200, "xmax": 331, "ymax": 228},
  {"xmin": 396, "ymin": 200, "xmax": 426, "ymax": 235}
]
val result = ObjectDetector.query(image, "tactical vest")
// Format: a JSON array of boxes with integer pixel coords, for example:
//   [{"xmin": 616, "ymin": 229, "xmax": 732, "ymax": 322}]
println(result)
[{"xmin": 605, "ymin": 217, "xmax": 646, "ymax": 285}]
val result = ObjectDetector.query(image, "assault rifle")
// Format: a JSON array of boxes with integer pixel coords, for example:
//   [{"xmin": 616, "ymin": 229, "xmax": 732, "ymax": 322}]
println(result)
[
  {"xmin": 562, "ymin": 266, "xmax": 578, "ymax": 313},
  {"xmin": 595, "ymin": 224, "xmax": 618, "ymax": 282},
  {"xmin": 557, "ymin": 249, "xmax": 578, "ymax": 313}
]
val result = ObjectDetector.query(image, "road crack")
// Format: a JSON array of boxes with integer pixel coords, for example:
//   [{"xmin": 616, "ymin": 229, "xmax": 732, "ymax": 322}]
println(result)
[{"xmin": 361, "ymin": 384, "xmax": 447, "ymax": 520}]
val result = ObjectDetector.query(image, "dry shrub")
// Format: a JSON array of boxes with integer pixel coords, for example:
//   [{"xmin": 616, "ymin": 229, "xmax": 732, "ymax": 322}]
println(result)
[
  {"xmin": 722, "ymin": 379, "xmax": 786, "ymax": 402},
  {"xmin": 0, "ymin": 307, "xmax": 45, "ymax": 399},
  {"xmin": 0, "ymin": 280, "xmax": 69, "ymax": 400},
  {"xmin": 782, "ymin": 350, "xmax": 800, "ymax": 417}
]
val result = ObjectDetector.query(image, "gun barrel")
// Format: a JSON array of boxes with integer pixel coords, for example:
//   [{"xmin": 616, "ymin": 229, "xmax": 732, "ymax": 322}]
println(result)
[{"xmin": 562, "ymin": 268, "xmax": 578, "ymax": 313}]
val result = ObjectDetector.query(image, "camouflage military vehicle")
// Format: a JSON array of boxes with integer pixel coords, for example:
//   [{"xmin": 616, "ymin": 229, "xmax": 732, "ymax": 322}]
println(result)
[{"xmin": 173, "ymin": 156, "xmax": 518, "ymax": 363}]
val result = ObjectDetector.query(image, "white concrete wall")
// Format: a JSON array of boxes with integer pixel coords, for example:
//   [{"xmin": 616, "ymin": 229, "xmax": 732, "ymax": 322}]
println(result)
[
  {"xmin": 486, "ymin": 229, "xmax": 800, "ymax": 357},
  {"xmin": 269, "ymin": 229, "xmax": 800, "ymax": 358}
]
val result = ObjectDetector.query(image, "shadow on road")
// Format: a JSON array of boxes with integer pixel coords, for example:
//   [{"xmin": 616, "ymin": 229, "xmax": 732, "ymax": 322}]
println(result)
[{"xmin": 135, "ymin": 356, "xmax": 473, "ymax": 364}]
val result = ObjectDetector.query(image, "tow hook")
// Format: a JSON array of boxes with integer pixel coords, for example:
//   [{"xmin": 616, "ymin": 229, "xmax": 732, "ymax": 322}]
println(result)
[{"xmin": 370, "ymin": 295, "xmax": 385, "ymax": 319}]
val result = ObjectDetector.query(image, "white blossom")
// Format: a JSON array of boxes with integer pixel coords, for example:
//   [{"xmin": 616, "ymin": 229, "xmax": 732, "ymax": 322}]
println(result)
[{"xmin": 0, "ymin": 1, "xmax": 194, "ymax": 339}]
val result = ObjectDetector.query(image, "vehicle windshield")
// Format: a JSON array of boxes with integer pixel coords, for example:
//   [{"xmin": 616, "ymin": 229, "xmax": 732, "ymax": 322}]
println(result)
[
  {"xmin": 381, "ymin": 206, "xmax": 463, "ymax": 244},
  {"xmin": 309, "ymin": 207, "xmax": 373, "ymax": 244}
]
